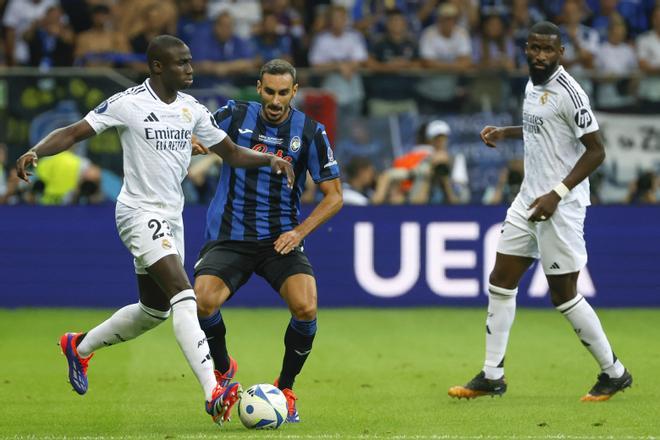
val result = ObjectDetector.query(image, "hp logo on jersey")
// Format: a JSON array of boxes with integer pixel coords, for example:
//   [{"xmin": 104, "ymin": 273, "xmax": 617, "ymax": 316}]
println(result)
[{"xmin": 574, "ymin": 108, "xmax": 593, "ymax": 128}]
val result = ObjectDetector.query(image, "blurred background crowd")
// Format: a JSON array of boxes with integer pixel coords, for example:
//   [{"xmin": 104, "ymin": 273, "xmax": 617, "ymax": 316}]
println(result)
[{"xmin": 1, "ymin": 0, "xmax": 659, "ymax": 207}]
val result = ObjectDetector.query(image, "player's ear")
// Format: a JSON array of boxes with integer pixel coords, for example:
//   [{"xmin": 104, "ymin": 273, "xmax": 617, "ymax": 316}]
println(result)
[
  {"xmin": 291, "ymin": 83, "xmax": 299, "ymax": 97},
  {"xmin": 256, "ymin": 79, "xmax": 262, "ymax": 93},
  {"xmin": 152, "ymin": 60, "xmax": 163, "ymax": 74}
]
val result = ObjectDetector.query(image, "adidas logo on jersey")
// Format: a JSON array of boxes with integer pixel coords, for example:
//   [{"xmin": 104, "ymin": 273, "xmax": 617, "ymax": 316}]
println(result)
[
  {"xmin": 550, "ymin": 262, "xmax": 561, "ymax": 270},
  {"xmin": 143, "ymin": 112, "xmax": 160, "ymax": 122}
]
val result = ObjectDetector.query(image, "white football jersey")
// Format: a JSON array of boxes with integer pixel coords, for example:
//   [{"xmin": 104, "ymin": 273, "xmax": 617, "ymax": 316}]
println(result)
[
  {"xmin": 520, "ymin": 65, "xmax": 599, "ymax": 207},
  {"xmin": 84, "ymin": 79, "xmax": 227, "ymax": 214}
]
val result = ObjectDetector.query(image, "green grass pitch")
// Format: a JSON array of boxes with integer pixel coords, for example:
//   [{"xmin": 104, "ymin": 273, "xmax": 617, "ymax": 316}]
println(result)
[{"xmin": 1, "ymin": 307, "xmax": 658, "ymax": 439}]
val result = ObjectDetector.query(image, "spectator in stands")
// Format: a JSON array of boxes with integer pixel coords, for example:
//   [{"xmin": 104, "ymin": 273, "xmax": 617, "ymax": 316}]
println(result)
[
  {"xmin": 367, "ymin": 8, "xmax": 420, "ymax": 73},
  {"xmin": 24, "ymin": 5, "xmax": 75, "ymax": 68},
  {"xmin": 419, "ymin": 3, "xmax": 472, "ymax": 72},
  {"xmin": 636, "ymin": 6, "xmax": 660, "ymax": 109},
  {"xmin": 263, "ymin": 0, "xmax": 306, "ymax": 65},
  {"xmin": 335, "ymin": 118, "xmax": 389, "ymax": 172},
  {"xmin": 342, "ymin": 156, "xmax": 376, "ymax": 206},
  {"xmin": 0, "ymin": 143, "xmax": 7, "ymax": 202},
  {"xmin": 254, "ymin": 11, "xmax": 293, "ymax": 64},
  {"xmin": 417, "ymin": 3, "xmax": 472, "ymax": 112},
  {"xmin": 194, "ymin": 11, "xmax": 258, "ymax": 76},
  {"xmin": 594, "ymin": 14, "xmax": 638, "ymax": 110},
  {"xmin": 510, "ymin": 0, "xmax": 545, "ymax": 70},
  {"xmin": 130, "ymin": 4, "xmax": 173, "ymax": 55},
  {"xmin": 265, "ymin": 0, "xmax": 305, "ymax": 38},
  {"xmin": 115, "ymin": 0, "xmax": 177, "ymax": 40},
  {"xmin": 207, "ymin": 0, "xmax": 261, "ymax": 40},
  {"xmin": 74, "ymin": 4, "xmax": 131, "ymax": 67},
  {"xmin": 33, "ymin": 149, "xmax": 103, "ymax": 205},
  {"xmin": 588, "ymin": 0, "xmax": 622, "ymax": 41},
  {"xmin": 0, "ymin": 161, "xmax": 32, "ymax": 205},
  {"xmin": 558, "ymin": 0, "xmax": 600, "ymax": 73},
  {"xmin": 407, "ymin": 119, "xmax": 464, "ymax": 204},
  {"xmin": 472, "ymin": 13, "xmax": 515, "ymax": 72},
  {"xmin": 482, "ymin": 158, "xmax": 524, "ymax": 205},
  {"xmin": 447, "ymin": 0, "xmax": 480, "ymax": 31},
  {"xmin": 364, "ymin": 7, "xmax": 420, "ymax": 115},
  {"xmin": 177, "ymin": 0, "xmax": 214, "ymax": 57},
  {"xmin": 626, "ymin": 171, "xmax": 658, "ymax": 204},
  {"xmin": 2, "ymin": 0, "xmax": 58, "ymax": 66},
  {"xmin": 587, "ymin": 0, "xmax": 655, "ymax": 38},
  {"xmin": 308, "ymin": 5, "xmax": 368, "ymax": 116}
]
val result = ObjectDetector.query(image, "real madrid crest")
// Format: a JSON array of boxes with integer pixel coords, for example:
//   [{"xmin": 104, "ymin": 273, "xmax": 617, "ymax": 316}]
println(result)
[
  {"xmin": 289, "ymin": 136, "xmax": 301, "ymax": 152},
  {"xmin": 181, "ymin": 108, "xmax": 192, "ymax": 122},
  {"xmin": 540, "ymin": 91, "xmax": 549, "ymax": 105}
]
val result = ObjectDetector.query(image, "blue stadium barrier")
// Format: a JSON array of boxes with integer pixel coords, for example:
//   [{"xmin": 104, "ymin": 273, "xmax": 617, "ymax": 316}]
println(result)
[{"xmin": 1, "ymin": 205, "xmax": 658, "ymax": 308}]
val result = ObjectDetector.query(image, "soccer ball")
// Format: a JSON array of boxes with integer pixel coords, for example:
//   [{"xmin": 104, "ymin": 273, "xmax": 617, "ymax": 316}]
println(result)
[{"xmin": 238, "ymin": 384, "xmax": 288, "ymax": 429}]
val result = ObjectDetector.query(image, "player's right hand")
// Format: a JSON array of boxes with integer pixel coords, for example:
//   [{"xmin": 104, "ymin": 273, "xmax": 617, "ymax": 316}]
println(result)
[
  {"xmin": 16, "ymin": 150, "xmax": 38, "ymax": 182},
  {"xmin": 270, "ymin": 156, "xmax": 295, "ymax": 189},
  {"xmin": 480, "ymin": 126, "xmax": 504, "ymax": 148}
]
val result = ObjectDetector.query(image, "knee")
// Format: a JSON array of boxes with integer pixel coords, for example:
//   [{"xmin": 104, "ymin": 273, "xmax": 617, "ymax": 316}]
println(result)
[
  {"xmin": 290, "ymin": 298, "xmax": 317, "ymax": 321},
  {"xmin": 195, "ymin": 279, "xmax": 225, "ymax": 317},
  {"xmin": 488, "ymin": 272, "xmax": 518, "ymax": 291},
  {"xmin": 550, "ymin": 290, "xmax": 577, "ymax": 307}
]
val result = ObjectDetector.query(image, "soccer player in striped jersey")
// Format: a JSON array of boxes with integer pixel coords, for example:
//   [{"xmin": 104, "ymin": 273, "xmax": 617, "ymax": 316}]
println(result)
[
  {"xmin": 193, "ymin": 59, "xmax": 343, "ymax": 423},
  {"xmin": 448, "ymin": 22, "xmax": 632, "ymax": 402},
  {"xmin": 15, "ymin": 35, "xmax": 293, "ymax": 425}
]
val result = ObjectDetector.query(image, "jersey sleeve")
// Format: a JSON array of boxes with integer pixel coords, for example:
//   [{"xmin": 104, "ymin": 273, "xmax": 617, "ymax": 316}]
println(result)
[
  {"xmin": 307, "ymin": 123, "xmax": 340, "ymax": 183},
  {"xmin": 84, "ymin": 93, "xmax": 127, "ymax": 133},
  {"xmin": 558, "ymin": 81, "xmax": 599, "ymax": 139},
  {"xmin": 213, "ymin": 100, "xmax": 235, "ymax": 132},
  {"xmin": 193, "ymin": 102, "xmax": 227, "ymax": 147}
]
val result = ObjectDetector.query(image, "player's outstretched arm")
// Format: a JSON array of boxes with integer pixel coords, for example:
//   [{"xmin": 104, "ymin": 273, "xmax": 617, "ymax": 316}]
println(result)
[
  {"xmin": 274, "ymin": 178, "xmax": 343, "ymax": 255},
  {"xmin": 480, "ymin": 125, "xmax": 523, "ymax": 148},
  {"xmin": 16, "ymin": 120, "xmax": 96, "ymax": 182},
  {"xmin": 210, "ymin": 137, "xmax": 294, "ymax": 188}
]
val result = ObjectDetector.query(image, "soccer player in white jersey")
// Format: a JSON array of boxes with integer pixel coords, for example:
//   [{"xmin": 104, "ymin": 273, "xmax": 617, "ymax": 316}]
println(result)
[
  {"xmin": 15, "ymin": 35, "xmax": 294, "ymax": 425},
  {"xmin": 448, "ymin": 22, "xmax": 632, "ymax": 402}
]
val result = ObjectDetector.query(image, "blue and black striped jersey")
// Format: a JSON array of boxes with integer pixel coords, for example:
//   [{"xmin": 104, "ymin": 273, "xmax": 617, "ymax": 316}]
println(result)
[{"xmin": 204, "ymin": 100, "xmax": 340, "ymax": 241}]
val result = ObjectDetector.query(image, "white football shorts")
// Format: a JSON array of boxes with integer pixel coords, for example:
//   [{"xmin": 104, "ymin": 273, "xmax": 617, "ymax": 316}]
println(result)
[
  {"xmin": 115, "ymin": 202, "xmax": 185, "ymax": 274},
  {"xmin": 496, "ymin": 195, "xmax": 588, "ymax": 274}
]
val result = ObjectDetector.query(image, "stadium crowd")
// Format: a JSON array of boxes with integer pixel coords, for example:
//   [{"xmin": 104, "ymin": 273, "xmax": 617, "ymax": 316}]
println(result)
[{"xmin": 1, "ymin": 0, "xmax": 659, "ymax": 206}]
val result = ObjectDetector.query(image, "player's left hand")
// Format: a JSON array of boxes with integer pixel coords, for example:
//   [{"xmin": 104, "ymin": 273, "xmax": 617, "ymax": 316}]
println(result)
[
  {"xmin": 274, "ymin": 229, "xmax": 303, "ymax": 255},
  {"xmin": 191, "ymin": 136, "xmax": 210, "ymax": 155},
  {"xmin": 527, "ymin": 192, "xmax": 561, "ymax": 222},
  {"xmin": 269, "ymin": 156, "xmax": 295, "ymax": 189}
]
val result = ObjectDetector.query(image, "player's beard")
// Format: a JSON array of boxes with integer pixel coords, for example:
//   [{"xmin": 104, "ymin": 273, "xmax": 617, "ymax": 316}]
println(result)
[{"xmin": 528, "ymin": 59, "xmax": 557, "ymax": 85}]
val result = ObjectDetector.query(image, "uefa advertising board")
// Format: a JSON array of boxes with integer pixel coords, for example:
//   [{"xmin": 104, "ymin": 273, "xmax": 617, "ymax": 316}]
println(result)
[{"xmin": 0, "ymin": 205, "xmax": 658, "ymax": 308}]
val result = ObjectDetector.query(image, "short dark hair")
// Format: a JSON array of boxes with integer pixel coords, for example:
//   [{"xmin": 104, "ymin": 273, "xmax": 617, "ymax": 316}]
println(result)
[
  {"xmin": 345, "ymin": 156, "xmax": 373, "ymax": 180},
  {"xmin": 146, "ymin": 34, "xmax": 186, "ymax": 67},
  {"xmin": 529, "ymin": 21, "xmax": 562, "ymax": 42},
  {"xmin": 385, "ymin": 8, "xmax": 404, "ymax": 18},
  {"xmin": 260, "ymin": 59, "xmax": 297, "ymax": 83}
]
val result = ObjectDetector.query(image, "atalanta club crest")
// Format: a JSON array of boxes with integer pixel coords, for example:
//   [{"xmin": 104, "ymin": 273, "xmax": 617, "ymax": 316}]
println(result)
[{"xmin": 289, "ymin": 136, "xmax": 301, "ymax": 152}]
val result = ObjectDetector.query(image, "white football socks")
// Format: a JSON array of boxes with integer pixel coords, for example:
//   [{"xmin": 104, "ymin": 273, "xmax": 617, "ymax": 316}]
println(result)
[
  {"xmin": 483, "ymin": 283, "xmax": 517, "ymax": 380},
  {"xmin": 557, "ymin": 294, "xmax": 625, "ymax": 378},
  {"xmin": 77, "ymin": 302, "xmax": 168, "ymax": 358},
  {"xmin": 170, "ymin": 289, "xmax": 217, "ymax": 401}
]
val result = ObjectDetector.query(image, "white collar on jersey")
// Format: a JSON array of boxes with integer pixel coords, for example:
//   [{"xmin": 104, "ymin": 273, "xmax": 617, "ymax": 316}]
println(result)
[{"xmin": 144, "ymin": 78, "xmax": 181, "ymax": 104}]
